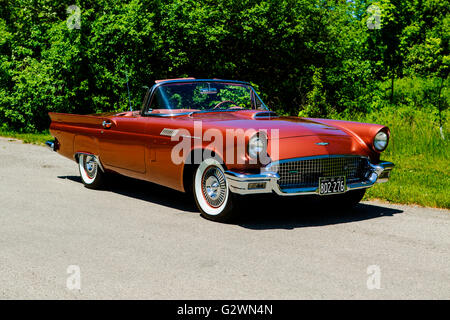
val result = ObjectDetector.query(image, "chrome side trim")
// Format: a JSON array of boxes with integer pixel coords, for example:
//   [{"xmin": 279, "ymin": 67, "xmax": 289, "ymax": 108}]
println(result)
[
  {"xmin": 225, "ymin": 158, "xmax": 394, "ymax": 196},
  {"xmin": 180, "ymin": 135, "xmax": 202, "ymax": 140},
  {"xmin": 160, "ymin": 128, "xmax": 179, "ymax": 137},
  {"xmin": 74, "ymin": 152, "xmax": 105, "ymax": 172}
]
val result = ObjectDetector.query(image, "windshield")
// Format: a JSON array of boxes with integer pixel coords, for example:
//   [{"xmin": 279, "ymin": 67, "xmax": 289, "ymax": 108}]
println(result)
[{"xmin": 146, "ymin": 81, "xmax": 268, "ymax": 113}]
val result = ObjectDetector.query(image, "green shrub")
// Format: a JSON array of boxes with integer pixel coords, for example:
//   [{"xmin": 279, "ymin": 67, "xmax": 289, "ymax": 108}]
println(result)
[{"xmin": 0, "ymin": 0, "xmax": 448, "ymax": 134}]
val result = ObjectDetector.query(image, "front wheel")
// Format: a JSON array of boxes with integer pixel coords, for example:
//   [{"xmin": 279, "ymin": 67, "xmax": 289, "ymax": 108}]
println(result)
[
  {"xmin": 78, "ymin": 154, "xmax": 105, "ymax": 189},
  {"xmin": 327, "ymin": 188, "xmax": 366, "ymax": 208},
  {"xmin": 192, "ymin": 158, "xmax": 237, "ymax": 223}
]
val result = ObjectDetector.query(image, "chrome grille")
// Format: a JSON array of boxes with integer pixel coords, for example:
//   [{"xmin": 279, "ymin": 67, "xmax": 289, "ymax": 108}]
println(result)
[{"xmin": 270, "ymin": 156, "xmax": 369, "ymax": 189}]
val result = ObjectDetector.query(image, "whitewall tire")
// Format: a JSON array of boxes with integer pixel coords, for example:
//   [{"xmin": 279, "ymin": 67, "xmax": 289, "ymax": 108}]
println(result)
[
  {"xmin": 193, "ymin": 158, "xmax": 236, "ymax": 222},
  {"xmin": 78, "ymin": 154, "xmax": 105, "ymax": 189}
]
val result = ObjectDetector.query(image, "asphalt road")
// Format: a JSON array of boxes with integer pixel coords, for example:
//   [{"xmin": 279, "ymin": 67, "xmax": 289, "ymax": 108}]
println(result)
[{"xmin": 0, "ymin": 137, "xmax": 449, "ymax": 299}]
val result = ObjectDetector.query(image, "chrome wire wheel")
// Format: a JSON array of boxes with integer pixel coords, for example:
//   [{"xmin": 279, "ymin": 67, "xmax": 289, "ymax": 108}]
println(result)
[
  {"xmin": 193, "ymin": 158, "xmax": 235, "ymax": 221},
  {"xmin": 78, "ymin": 153, "xmax": 105, "ymax": 189},
  {"xmin": 201, "ymin": 166, "xmax": 227, "ymax": 208},
  {"xmin": 83, "ymin": 155, "xmax": 98, "ymax": 180}
]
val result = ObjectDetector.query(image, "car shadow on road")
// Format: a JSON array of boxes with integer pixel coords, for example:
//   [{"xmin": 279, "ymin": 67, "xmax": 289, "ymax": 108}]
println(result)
[
  {"xmin": 235, "ymin": 195, "xmax": 404, "ymax": 230},
  {"xmin": 57, "ymin": 174, "xmax": 198, "ymax": 213},
  {"xmin": 57, "ymin": 175, "xmax": 403, "ymax": 228}
]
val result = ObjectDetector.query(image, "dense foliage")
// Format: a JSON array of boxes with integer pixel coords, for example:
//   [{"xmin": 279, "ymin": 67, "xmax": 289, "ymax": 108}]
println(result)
[{"xmin": 0, "ymin": 0, "xmax": 448, "ymax": 132}]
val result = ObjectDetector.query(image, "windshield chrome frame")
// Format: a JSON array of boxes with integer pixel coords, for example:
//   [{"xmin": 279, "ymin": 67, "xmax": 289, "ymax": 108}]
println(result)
[{"xmin": 141, "ymin": 79, "xmax": 269, "ymax": 117}]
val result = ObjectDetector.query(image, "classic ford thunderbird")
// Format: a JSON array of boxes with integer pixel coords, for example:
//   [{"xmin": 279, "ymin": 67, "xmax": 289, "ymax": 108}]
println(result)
[{"xmin": 47, "ymin": 78, "xmax": 394, "ymax": 222}]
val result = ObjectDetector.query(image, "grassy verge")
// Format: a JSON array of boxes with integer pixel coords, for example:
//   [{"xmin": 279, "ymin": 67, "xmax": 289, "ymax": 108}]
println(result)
[
  {"xmin": 0, "ymin": 131, "xmax": 53, "ymax": 145},
  {"xmin": 365, "ymin": 154, "xmax": 449, "ymax": 208},
  {"xmin": 338, "ymin": 107, "xmax": 449, "ymax": 209}
]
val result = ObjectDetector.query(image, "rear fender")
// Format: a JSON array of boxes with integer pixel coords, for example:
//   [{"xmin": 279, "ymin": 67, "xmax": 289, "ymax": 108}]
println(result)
[{"xmin": 74, "ymin": 134, "xmax": 101, "ymax": 162}]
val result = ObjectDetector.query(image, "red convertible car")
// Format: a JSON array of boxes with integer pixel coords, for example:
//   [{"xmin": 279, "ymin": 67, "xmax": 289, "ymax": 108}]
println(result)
[{"xmin": 47, "ymin": 78, "xmax": 394, "ymax": 222}]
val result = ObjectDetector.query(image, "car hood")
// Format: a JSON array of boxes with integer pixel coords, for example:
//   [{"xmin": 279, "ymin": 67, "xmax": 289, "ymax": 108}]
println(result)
[{"xmin": 188, "ymin": 111, "xmax": 349, "ymax": 139}]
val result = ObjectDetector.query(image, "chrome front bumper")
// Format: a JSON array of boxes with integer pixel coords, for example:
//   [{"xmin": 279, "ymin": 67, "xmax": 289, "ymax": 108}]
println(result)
[{"xmin": 225, "ymin": 160, "xmax": 394, "ymax": 196}]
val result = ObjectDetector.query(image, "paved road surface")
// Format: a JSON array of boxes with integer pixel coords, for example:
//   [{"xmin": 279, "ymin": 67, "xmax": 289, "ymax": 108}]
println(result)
[{"xmin": 0, "ymin": 137, "xmax": 448, "ymax": 299}]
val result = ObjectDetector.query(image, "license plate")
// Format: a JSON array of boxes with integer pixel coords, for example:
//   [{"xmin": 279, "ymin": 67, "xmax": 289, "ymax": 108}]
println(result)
[{"xmin": 318, "ymin": 176, "xmax": 346, "ymax": 195}]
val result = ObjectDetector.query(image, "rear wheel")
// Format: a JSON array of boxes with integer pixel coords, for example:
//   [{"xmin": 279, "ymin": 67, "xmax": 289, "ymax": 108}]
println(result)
[
  {"xmin": 192, "ymin": 158, "xmax": 237, "ymax": 222},
  {"xmin": 78, "ymin": 154, "xmax": 105, "ymax": 189}
]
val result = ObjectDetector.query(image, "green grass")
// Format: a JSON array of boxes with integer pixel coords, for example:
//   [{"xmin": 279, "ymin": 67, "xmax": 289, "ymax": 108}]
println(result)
[
  {"xmin": 339, "ymin": 107, "xmax": 450, "ymax": 209},
  {"xmin": 0, "ymin": 130, "xmax": 53, "ymax": 145},
  {"xmin": 365, "ymin": 154, "xmax": 449, "ymax": 208}
]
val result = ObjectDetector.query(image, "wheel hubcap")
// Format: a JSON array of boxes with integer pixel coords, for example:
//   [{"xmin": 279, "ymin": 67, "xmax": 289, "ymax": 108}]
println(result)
[
  {"xmin": 84, "ymin": 155, "xmax": 97, "ymax": 179},
  {"xmin": 205, "ymin": 176, "xmax": 220, "ymax": 199},
  {"xmin": 201, "ymin": 166, "xmax": 227, "ymax": 208}
]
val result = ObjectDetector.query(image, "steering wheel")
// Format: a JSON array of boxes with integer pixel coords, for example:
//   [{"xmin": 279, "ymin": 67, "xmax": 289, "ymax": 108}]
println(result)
[{"xmin": 212, "ymin": 100, "xmax": 237, "ymax": 109}]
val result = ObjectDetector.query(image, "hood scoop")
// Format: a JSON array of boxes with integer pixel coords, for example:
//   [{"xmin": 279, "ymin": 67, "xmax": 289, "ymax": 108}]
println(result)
[{"xmin": 253, "ymin": 111, "xmax": 278, "ymax": 119}]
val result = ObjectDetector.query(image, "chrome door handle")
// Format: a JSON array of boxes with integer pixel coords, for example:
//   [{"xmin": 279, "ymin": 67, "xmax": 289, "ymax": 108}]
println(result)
[{"xmin": 102, "ymin": 120, "xmax": 112, "ymax": 129}]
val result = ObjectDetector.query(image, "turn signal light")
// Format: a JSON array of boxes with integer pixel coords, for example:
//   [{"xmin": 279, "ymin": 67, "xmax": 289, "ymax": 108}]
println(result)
[{"xmin": 248, "ymin": 182, "xmax": 266, "ymax": 190}]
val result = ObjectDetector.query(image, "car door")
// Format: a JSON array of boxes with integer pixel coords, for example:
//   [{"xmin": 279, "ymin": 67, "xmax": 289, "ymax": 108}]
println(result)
[{"xmin": 98, "ymin": 115, "xmax": 147, "ymax": 173}]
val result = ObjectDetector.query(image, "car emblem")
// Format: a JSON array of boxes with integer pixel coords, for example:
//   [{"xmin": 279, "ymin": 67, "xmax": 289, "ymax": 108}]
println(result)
[{"xmin": 316, "ymin": 142, "xmax": 329, "ymax": 146}]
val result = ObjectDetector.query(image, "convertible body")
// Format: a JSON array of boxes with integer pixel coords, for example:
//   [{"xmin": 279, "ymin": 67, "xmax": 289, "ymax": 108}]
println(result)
[{"xmin": 47, "ymin": 78, "xmax": 394, "ymax": 221}]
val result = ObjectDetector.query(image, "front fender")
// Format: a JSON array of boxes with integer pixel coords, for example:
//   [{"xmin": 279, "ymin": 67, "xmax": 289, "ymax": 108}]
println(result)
[{"xmin": 305, "ymin": 118, "xmax": 389, "ymax": 161}]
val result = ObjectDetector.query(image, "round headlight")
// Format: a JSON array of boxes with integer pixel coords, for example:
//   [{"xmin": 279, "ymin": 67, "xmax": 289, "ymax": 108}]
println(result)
[
  {"xmin": 374, "ymin": 131, "xmax": 388, "ymax": 151},
  {"xmin": 248, "ymin": 133, "xmax": 267, "ymax": 159}
]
